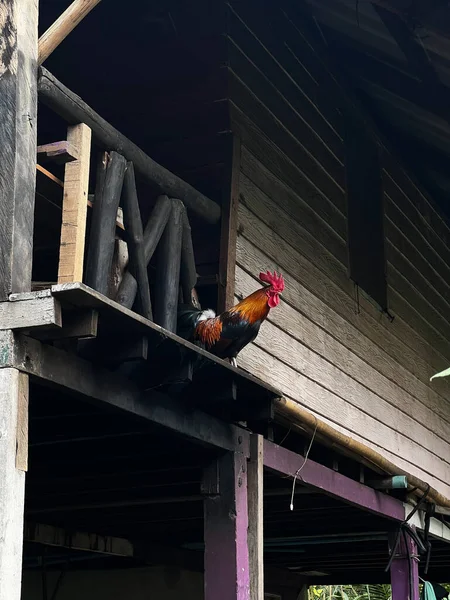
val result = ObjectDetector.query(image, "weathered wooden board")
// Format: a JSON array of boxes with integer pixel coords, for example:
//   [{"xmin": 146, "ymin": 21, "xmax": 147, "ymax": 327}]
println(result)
[
  {"xmin": 0, "ymin": 297, "xmax": 62, "ymax": 331},
  {"xmin": 236, "ymin": 267, "xmax": 450, "ymax": 438},
  {"xmin": 240, "ymin": 147, "xmax": 450, "ymax": 378},
  {"xmin": 0, "ymin": 0, "xmax": 38, "ymax": 301},
  {"xmin": 58, "ymin": 123, "xmax": 92, "ymax": 284}
]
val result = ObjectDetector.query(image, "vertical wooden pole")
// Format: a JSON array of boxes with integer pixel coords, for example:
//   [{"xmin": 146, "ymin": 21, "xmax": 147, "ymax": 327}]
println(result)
[
  {"xmin": 204, "ymin": 451, "xmax": 250, "ymax": 600},
  {"xmin": 218, "ymin": 134, "xmax": 241, "ymax": 312},
  {"xmin": 0, "ymin": 0, "xmax": 38, "ymax": 300},
  {"xmin": 57, "ymin": 123, "xmax": 92, "ymax": 283},
  {"xmin": 0, "ymin": 369, "xmax": 29, "ymax": 600},
  {"xmin": 154, "ymin": 200, "xmax": 183, "ymax": 333},
  {"xmin": 390, "ymin": 532, "xmax": 419, "ymax": 600},
  {"xmin": 248, "ymin": 434, "xmax": 264, "ymax": 600},
  {"xmin": 85, "ymin": 151, "xmax": 126, "ymax": 296}
]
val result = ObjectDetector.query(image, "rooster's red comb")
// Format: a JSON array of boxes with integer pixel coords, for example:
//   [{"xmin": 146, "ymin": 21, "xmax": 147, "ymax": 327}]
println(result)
[{"xmin": 259, "ymin": 270, "xmax": 284, "ymax": 292}]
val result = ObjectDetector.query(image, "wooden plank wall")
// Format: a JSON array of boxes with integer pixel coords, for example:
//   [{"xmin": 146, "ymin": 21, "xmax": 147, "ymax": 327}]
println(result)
[{"xmin": 227, "ymin": 0, "xmax": 450, "ymax": 498}]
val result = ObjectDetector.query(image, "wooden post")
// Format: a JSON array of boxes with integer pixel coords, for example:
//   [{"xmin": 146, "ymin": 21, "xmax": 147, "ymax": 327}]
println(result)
[
  {"xmin": 204, "ymin": 452, "xmax": 250, "ymax": 600},
  {"xmin": 38, "ymin": 0, "xmax": 101, "ymax": 65},
  {"xmin": 154, "ymin": 200, "xmax": 183, "ymax": 332},
  {"xmin": 85, "ymin": 151, "xmax": 126, "ymax": 296},
  {"xmin": 248, "ymin": 435, "xmax": 264, "ymax": 600},
  {"xmin": 57, "ymin": 123, "xmax": 92, "ymax": 284},
  {"xmin": 115, "ymin": 195, "xmax": 172, "ymax": 310},
  {"xmin": 218, "ymin": 135, "xmax": 241, "ymax": 311},
  {"xmin": 390, "ymin": 532, "xmax": 419, "ymax": 600},
  {"xmin": 180, "ymin": 206, "xmax": 197, "ymax": 306},
  {"xmin": 0, "ymin": 0, "xmax": 38, "ymax": 300},
  {"xmin": 0, "ymin": 368, "xmax": 29, "ymax": 600},
  {"xmin": 122, "ymin": 163, "xmax": 152, "ymax": 319}
]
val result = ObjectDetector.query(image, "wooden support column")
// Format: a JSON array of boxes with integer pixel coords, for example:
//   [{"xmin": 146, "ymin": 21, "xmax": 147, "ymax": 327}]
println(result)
[
  {"xmin": 154, "ymin": 200, "xmax": 183, "ymax": 332},
  {"xmin": 0, "ymin": 368, "xmax": 29, "ymax": 600},
  {"xmin": 248, "ymin": 435, "xmax": 264, "ymax": 600},
  {"xmin": 57, "ymin": 123, "xmax": 92, "ymax": 284},
  {"xmin": 390, "ymin": 532, "xmax": 419, "ymax": 600},
  {"xmin": 204, "ymin": 451, "xmax": 250, "ymax": 600},
  {"xmin": 0, "ymin": 0, "xmax": 38, "ymax": 300},
  {"xmin": 122, "ymin": 162, "xmax": 152, "ymax": 319},
  {"xmin": 85, "ymin": 151, "xmax": 126, "ymax": 296}
]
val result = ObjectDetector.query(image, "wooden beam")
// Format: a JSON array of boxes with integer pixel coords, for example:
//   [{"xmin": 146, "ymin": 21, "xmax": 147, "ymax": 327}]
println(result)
[
  {"xmin": 204, "ymin": 452, "xmax": 250, "ymax": 600},
  {"xmin": 0, "ymin": 330, "xmax": 251, "ymax": 456},
  {"xmin": 248, "ymin": 434, "xmax": 264, "ymax": 600},
  {"xmin": 37, "ymin": 139, "xmax": 79, "ymax": 163},
  {"xmin": 38, "ymin": 0, "xmax": 102, "ymax": 65},
  {"xmin": 0, "ymin": 369, "xmax": 28, "ymax": 600},
  {"xmin": 218, "ymin": 135, "xmax": 241, "ymax": 311},
  {"xmin": 37, "ymin": 68, "xmax": 221, "ymax": 224},
  {"xmin": 85, "ymin": 151, "xmax": 126, "ymax": 296},
  {"xmin": 0, "ymin": 297, "xmax": 62, "ymax": 331},
  {"xmin": 154, "ymin": 200, "xmax": 183, "ymax": 332},
  {"xmin": 57, "ymin": 123, "xmax": 92, "ymax": 284},
  {"xmin": 122, "ymin": 163, "xmax": 152, "ymax": 319},
  {"xmin": 33, "ymin": 309, "xmax": 98, "ymax": 341},
  {"xmin": 0, "ymin": 0, "xmax": 38, "ymax": 301},
  {"xmin": 263, "ymin": 440, "xmax": 405, "ymax": 521},
  {"xmin": 115, "ymin": 195, "xmax": 172, "ymax": 309},
  {"xmin": 24, "ymin": 522, "xmax": 133, "ymax": 557}
]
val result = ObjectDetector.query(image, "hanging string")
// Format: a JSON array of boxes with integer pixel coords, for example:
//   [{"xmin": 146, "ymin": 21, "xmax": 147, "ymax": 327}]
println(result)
[{"xmin": 290, "ymin": 422, "xmax": 318, "ymax": 511}]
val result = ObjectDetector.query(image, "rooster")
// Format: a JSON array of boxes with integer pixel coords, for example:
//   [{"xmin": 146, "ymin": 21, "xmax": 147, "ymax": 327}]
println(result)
[{"xmin": 177, "ymin": 270, "xmax": 284, "ymax": 367}]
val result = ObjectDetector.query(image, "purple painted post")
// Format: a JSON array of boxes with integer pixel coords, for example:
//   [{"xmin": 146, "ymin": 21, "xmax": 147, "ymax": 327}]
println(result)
[
  {"xmin": 390, "ymin": 532, "xmax": 419, "ymax": 600},
  {"xmin": 204, "ymin": 451, "xmax": 250, "ymax": 600}
]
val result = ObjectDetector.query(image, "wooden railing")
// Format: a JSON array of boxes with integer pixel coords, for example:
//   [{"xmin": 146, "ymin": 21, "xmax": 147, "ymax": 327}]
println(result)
[{"xmin": 35, "ymin": 69, "xmax": 213, "ymax": 333}]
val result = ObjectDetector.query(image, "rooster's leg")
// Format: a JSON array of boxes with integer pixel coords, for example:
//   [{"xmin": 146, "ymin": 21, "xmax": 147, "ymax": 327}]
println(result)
[{"xmin": 230, "ymin": 357, "xmax": 237, "ymax": 368}]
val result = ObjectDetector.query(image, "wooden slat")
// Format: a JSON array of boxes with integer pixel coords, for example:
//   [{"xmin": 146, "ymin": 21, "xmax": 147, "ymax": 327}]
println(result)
[
  {"xmin": 238, "ymin": 179, "xmax": 450, "ymax": 382},
  {"xmin": 236, "ymin": 266, "xmax": 450, "ymax": 437},
  {"xmin": 236, "ymin": 232, "xmax": 450, "ymax": 423},
  {"xmin": 15, "ymin": 373, "xmax": 29, "ymax": 473},
  {"xmin": 57, "ymin": 123, "xmax": 92, "ymax": 284},
  {"xmin": 240, "ymin": 343, "xmax": 450, "ymax": 493}
]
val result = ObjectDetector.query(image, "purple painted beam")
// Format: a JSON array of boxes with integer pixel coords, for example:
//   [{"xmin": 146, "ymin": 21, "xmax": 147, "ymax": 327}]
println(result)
[
  {"xmin": 390, "ymin": 532, "xmax": 419, "ymax": 600},
  {"xmin": 204, "ymin": 452, "xmax": 250, "ymax": 600},
  {"xmin": 263, "ymin": 440, "xmax": 405, "ymax": 521}
]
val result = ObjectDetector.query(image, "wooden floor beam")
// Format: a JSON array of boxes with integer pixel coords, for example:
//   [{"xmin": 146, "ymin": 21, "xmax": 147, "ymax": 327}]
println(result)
[
  {"xmin": 263, "ymin": 439, "xmax": 405, "ymax": 521},
  {"xmin": 0, "ymin": 330, "xmax": 250, "ymax": 456}
]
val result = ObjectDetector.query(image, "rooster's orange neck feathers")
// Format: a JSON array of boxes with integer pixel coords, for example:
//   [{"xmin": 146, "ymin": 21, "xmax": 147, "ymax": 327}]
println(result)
[{"xmin": 229, "ymin": 288, "xmax": 270, "ymax": 322}]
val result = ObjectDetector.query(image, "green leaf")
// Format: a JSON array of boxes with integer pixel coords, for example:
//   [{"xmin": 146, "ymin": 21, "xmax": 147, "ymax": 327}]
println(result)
[{"xmin": 430, "ymin": 366, "xmax": 450, "ymax": 381}]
